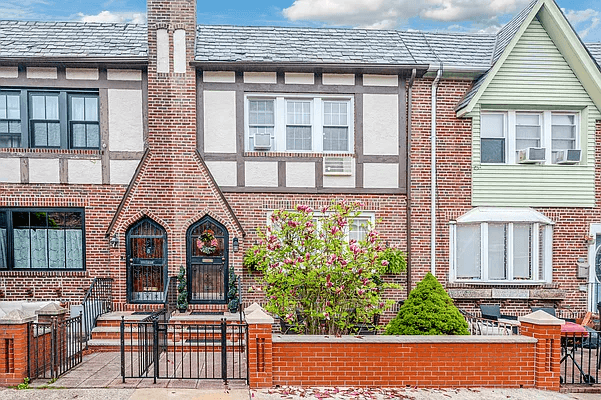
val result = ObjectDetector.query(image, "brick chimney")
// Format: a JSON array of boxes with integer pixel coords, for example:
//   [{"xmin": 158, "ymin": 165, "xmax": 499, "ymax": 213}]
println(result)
[{"xmin": 107, "ymin": 0, "xmax": 243, "ymax": 305}]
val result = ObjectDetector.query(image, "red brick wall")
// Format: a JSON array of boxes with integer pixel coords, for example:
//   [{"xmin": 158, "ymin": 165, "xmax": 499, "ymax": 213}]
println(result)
[{"xmin": 270, "ymin": 338, "xmax": 536, "ymax": 388}]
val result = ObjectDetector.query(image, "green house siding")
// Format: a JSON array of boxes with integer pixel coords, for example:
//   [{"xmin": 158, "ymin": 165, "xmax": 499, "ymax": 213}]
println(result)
[{"xmin": 472, "ymin": 17, "xmax": 601, "ymax": 208}]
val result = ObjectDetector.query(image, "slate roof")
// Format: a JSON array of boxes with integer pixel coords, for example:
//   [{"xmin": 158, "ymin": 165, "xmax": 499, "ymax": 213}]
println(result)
[
  {"xmin": 194, "ymin": 25, "xmax": 498, "ymax": 67},
  {"xmin": 0, "ymin": 20, "xmax": 147, "ymax": 59}
]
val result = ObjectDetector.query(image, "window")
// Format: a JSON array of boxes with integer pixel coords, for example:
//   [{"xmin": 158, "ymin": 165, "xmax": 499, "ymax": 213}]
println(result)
[
  {"xmin": 0, "ymin": 92, "xmax": 21, "ymax": 148},
  {"xmin": 450, "ymin": 207, "xmax": 552, "ymax": 283},
  {"xmin": 480, "ymin": 111, "xmax": 579, "ymax": 164},
  {"xmin": 0, "ymin": 209, "xmax": 85, "ymax": 270},
  {"xmin": 0, "ymin": 88, "xmax": 99, "ymax": 150},
  {"xmin": 245, "ymin": 94, "xmax": 353, "ymax": 153}
]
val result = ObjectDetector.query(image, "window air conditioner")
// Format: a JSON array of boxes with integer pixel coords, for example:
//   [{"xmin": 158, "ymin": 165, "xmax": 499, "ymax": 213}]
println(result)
[
  {"xmin": 518, "ymin": 147, "xmax": 546, "ymax": 164},
  {"xmin": 323, "ymin": 157, "xmax": 353, "ymax": 176},
  {"xmin": 553, "ymin": 149, "xmax": 581, "ymax": 165},
  {"xmin": 253, "ymin": 133, "xmax": 271, "ymax": 150}
]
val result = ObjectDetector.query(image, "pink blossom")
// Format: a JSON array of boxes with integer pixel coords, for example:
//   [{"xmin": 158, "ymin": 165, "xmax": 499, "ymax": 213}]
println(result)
[
  {"xmin": 288, "ymin": 220, "xmax": 299, "ymax": 228},
  {"xmin": 305, "ymin": 221, "xmax": 314, "ymax": 228},
  {"xmin": 381, "ymin": 260, "xmax": 389, "ymax": 267}
]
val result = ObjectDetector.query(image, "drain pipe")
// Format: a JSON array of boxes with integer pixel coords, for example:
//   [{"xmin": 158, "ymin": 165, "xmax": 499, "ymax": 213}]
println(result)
[
  {"xmin": 430, "ymin": 66, "xmax": 442, "ymax": 276},
  {"xmin": 406, "ymin": 68, "xmax": 416, "ymax": 297}
]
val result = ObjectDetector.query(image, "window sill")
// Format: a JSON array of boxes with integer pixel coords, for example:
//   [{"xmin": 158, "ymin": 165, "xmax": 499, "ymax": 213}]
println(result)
[
  {"xmin": 0, "ymin": 270, "xmax": 88, "ymax": 277},
  {"xmin": 0, "ymin": 148, "xmax": 101, "ymax": 157},
  {"xmin": 244, "ymin": 151, "xmax": 354, "ymax": 158},
  {"xmin": 447, "ymin": 282, "xmax": 564, "ymax": 300}
]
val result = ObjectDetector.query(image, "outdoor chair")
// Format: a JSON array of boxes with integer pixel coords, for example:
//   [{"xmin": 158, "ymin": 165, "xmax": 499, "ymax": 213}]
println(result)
[{"xmin": 479, "ymin": 304, "xmax": 518, "ymax": 321}]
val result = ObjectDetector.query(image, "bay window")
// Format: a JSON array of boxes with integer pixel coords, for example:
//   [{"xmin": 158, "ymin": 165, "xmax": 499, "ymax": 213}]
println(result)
[
  {"xmin": 480, "ymin": 110, "xmax": 579, "ymax": 164},
  {"xmin": 245, "ymin": 94, "xmax": 353, "ymax": 153},
  {"xmin": 450, "ymin": 207, "xmax": 553, "ymax": 283}
]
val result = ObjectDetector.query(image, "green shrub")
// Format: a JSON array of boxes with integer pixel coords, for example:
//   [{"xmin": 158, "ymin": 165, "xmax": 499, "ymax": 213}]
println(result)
[{"xmin": 385, "ymin": 272, "xmax": 468, "ymax": 335}]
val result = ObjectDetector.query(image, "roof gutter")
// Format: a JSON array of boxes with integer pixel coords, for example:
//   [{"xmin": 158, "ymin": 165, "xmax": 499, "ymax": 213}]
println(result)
[
  {"xmin": 406, "ymin": 68, "xmax": 417, "ymax": 296},
  {"xmin": 431, "ymin": 65, "xmax": 443, "ymax": 276}
]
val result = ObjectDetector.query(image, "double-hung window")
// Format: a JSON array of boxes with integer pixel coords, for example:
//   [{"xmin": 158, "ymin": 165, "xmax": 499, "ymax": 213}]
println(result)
[
  {"xmin": 245, "ymin": 94, "xmax": 353, "ymax": 153},
  {"xmin": 0, "ymin": 209, "xmax": 85, "ymax": 270},
  {"xmin": 480, "ymin": 111, "xmax": 579, "ymax": 164},
  {"xmin": 450, "ymin": 207, "xmax": 553, "ymax": 283},
  {"xmin": 0, "ymin": 92, "xmax": 22, "ymax": 148},
  {"xmin": 0, "ymin": 88, "xmax": 100, "ymax": 150}
]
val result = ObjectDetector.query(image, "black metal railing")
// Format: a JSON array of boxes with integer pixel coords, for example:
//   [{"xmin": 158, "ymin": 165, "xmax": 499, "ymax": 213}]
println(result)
[
  {"xmin": 164, "ymin": 276, "xmax": 178, "ymax": 320},
  {"xmin": 28, "ymin": 314, "xmax": 85, "ymax": 381},
  {"xmin": 561, "ymin": 329, "xmax": 601, "ymax": 385},
  {"xmin": 121, "ymin": 318, "xmax": 247, "ymax": 384},
  {"xmin": 82, "ymin": 277, "xmax": 113, "ymax": 340}
]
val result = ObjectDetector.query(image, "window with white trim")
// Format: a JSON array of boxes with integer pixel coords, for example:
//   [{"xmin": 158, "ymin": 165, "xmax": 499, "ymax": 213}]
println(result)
[
  {"xmin": 480, "ymin": 111, "xmax": 579, "ymax": 164},
  {"xmin": 245, "ymin": 94, "xmax": 354, "ymax": 153},
  {"xmin": 450, "ymin": 208, "xmax": 553, "ymax": 283},
  {"xmin": 267, "ymin": 211, "xmax": 373, "ymax": 242}
]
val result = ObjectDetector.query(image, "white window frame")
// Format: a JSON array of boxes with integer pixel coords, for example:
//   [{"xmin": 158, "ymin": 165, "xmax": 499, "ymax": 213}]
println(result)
[
  {"xmin": 245, "ymin": 93, "xmax": 354, "ymax": 153},
  {"xmin": 480, "ymin": 110, "xmax": 580, "ymax": 165},
  {"xmin": 449, "ymin": 208, "xmax": 553, "ymax": 284}
]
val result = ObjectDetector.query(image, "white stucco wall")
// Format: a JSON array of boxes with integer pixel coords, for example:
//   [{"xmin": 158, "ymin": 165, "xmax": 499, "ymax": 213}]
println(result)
[
  {"xmin": 244, "ymin": 72, "xmax": 276, "ymax": 84},
  {"xmin": 107, "ymin": 69, "xmax": 142, "ymax": 81},
  {"xmin": 205, "ymin": 161, "xmax": 237, "ymax": 187},
  {"xmin": 0, "ymin": 158, "xmax": 20, "ymax": 183},
  {"xmin": 203, "ymin": 90, "xmax": 237, "ymax": 153},
  {"xmin": 322, "ymin": 74, "xmax": 354, "ymax": 85},
  {"xmin": 363, "ymin": 94, "xmax": 398, "ymax": 155},
  {"xmin": 29, "ymin": 158, "xmax": 59, "ymax": 184},
  {"xmin": 108, "ymin": 89, "xmax": 144, "ymax": 152},
  {"xmin": 68, "ymin": 160, "xmax": 102, "ymax": 184},
  {"xmin": 203, "ymin": 71, "xmax": 236, "ymax": 83},
  {"xmin": 363, "ymin": 74, "xmax": 398, "ymax": 87},
  {"xmin": 323, "ymin": 161, "xmax": 355, "ymax": 188},
  {"xmin": 0, "ymin": 67, "xmax": 18, "ymax": 78},
  {"xmin": 173, "ymin": 30, "xmax": 186, "ymax": 74},
  {"xmin": 65, "ymin": 68, "xmax": 99, "ymax": 80},
  {"xmin": 26, "ymin": 67, "xmax": 57, "ymax": 79},
  {"xmin": 285, "ymin": 73, "xmax": 314, "ymax": 85},
  {"xmin": 110, "ymin": 160, "xmax": 140, "ymax": 185},
  {"xmin": 286, "ymin": 162, "xmax": 315, "ymax": 188},
  {"xmin": 245, "ymin": 162, "xmax": 278, "ymax": 187},
  {"xmin": 157, "ymin": 29, "xmax": 170, "ymax": 73},
  {"xmin": 363, "ymin": 163, "xmax": 398, "ymax": 188}
]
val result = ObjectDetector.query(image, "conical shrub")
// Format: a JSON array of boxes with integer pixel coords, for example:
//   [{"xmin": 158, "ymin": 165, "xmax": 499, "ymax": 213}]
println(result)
[{"xmin": 385, "ymin": 272, "xmax": 469, "ymax": 335}]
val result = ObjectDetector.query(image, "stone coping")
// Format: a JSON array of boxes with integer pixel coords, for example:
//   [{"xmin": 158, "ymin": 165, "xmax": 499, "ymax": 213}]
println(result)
[{"xmin": 272, "ymin": 334, "xmax": 537, "ymax": 344}]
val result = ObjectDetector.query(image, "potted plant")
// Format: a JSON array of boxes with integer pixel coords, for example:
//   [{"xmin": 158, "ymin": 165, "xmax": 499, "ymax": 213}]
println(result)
[
  {"xmin": 243, "ymin": 248, "xmax": 261, "ymax": 272},
  {"xmin": 227, "ymin": 270, "xmax": 240, "ymax": 313},
  {"xmin": 177, "ymin": 265, "xmax": 188, "ymax": 313}
]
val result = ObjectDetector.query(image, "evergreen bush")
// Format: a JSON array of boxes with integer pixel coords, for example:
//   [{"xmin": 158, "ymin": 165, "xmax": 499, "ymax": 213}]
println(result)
[{"xmin": 385, "ymin": 272, "xmax": 469, "ymax": 335}]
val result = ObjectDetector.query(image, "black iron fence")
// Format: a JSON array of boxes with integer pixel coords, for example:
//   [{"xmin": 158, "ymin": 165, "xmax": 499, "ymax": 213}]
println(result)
[
  {"xmin": 28, "ymin": 315, "xmax": 85, "ymax": 381},
  {"xmin": 121, "ymin": 318, "xmax": 247, "ymax": 384},
  {"xmin": 82, "ymin": 277, "xmax": 113, "ymax": 340},
  {"xmin": 561, "ymin": 328, "xmax": 601, "ymax": 385}
]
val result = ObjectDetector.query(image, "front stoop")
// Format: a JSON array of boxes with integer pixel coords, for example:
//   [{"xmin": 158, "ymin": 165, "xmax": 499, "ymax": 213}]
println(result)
[{"xmin": 87, "ymin": 311, "xmax": 244, "ymax": 352}]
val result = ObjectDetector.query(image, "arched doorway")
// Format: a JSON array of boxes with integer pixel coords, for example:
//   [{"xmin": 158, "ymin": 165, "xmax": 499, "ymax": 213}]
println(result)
[
  {"xmin": 187, "ymin": 216, "xmax": 228, "ymax": 304},
  {"xmin": 126, "ymin": 218, "xmax": 167, "ymax": 303}
]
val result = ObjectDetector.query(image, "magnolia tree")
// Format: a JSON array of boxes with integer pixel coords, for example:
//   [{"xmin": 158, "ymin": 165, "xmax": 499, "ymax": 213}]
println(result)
[{"xmin": 250, "ymin": 200, "xmax": 400, "ymax": 335}]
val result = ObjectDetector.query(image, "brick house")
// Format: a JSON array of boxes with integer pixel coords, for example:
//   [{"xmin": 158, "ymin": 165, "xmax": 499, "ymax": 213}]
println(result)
[{"xmin": 0, "ymin": 0, "xmax": 601, "ymax": 322}]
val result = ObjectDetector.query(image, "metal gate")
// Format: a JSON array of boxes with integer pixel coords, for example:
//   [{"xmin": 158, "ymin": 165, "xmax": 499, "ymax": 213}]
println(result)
[
  {"xmin": 28, "ymin": 315, "xmax": 85, "ymax": 381},
  {"xmin": 560, "ymin": 329, "xmax": 601, "ymax": 385},
  {"xmin": 120, "ymin": 316, "xmax": 247, "ymax": 383}
]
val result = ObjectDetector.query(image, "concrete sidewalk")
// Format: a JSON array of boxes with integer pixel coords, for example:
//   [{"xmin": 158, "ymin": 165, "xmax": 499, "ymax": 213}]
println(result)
[{"xmin": 1, "ymin": 387, "xmax": 600, "ymax": 400}]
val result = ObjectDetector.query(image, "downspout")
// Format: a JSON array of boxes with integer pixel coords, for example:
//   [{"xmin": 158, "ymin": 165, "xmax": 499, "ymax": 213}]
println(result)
[
  {"xmin": 406, "ymin": 68, "xmax": 416, "ymax": 297},
  {"xmin": 431, "ymin": 66, "xmax": 443, "ymax": 276}
]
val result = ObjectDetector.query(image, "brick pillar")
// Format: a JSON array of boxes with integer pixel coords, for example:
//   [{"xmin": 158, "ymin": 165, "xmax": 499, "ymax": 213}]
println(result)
[
  {"xmin": 0, "ymin": 310, "xmax": 35, "ymax": 386},
  {"xmin": 519, "ymin": 310, "xmax": 564, "ymax": 391},
  {"xmin": 246, "ymin": 307, "xmax": 273, "ymax": 389}
]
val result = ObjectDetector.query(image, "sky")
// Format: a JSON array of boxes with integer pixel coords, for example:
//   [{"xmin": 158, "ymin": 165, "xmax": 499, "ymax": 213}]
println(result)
[{"xmin": 1, "ymin": 0, "xmax": 600, "ymax": 42}]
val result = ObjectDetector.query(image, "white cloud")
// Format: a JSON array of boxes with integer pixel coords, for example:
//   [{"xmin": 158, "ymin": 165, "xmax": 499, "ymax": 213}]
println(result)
[
  {"xmin": 77, "ymin": 10, "xmax": 146, "ymax": 24},
  {"xmin": 563, "ymin": 9, "xmax": 600, "ymax": 39},
  {"xmin": 282, "ymin": 0, "xmax": 532, "ymax": 29}
]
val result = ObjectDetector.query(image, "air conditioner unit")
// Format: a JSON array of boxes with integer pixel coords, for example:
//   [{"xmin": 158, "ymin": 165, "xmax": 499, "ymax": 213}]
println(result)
[
  {"xmin": 323, "ymin": 157, "xmax": 353, "ymax": 176},
  {"xmin": 253, "ymin": 133, "xmax": 271, "ymax": 150},
  {"xmin": 553, "ymin": 149, "xmax": 581, "ymax": 165},
  {"xmin": 518, "ymin": 147, "xmax": 546, "ymax": 164}
]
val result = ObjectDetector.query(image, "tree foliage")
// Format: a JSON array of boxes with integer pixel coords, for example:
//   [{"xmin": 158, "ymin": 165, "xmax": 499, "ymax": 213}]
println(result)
[
  {"xmin": 251, "ymin": 200, "xmax": 400, "ymax": 335},
  {"xmin": 385, "ymin": 272, "xmax": 469, "ymax": 335}
]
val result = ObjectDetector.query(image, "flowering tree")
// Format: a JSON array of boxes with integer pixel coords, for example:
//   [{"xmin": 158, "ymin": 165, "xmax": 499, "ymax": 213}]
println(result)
[{"xmin": 250, "ymin": 200, "xmax": 400, "ymax": 335}]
